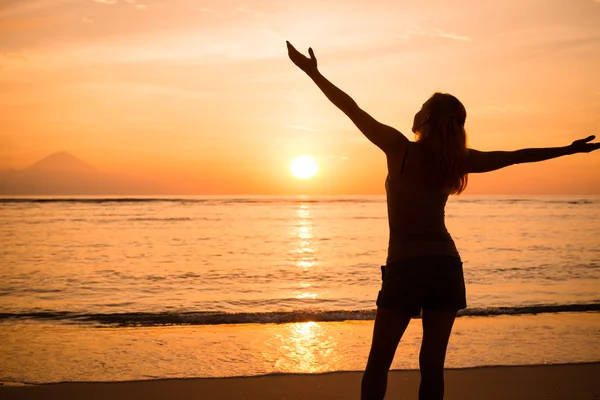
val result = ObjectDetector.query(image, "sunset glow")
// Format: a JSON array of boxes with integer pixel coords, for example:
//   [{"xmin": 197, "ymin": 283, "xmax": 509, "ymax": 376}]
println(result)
[{"xmin": 0, "ymin": 0, "xmax": 599, "ymax": 194}]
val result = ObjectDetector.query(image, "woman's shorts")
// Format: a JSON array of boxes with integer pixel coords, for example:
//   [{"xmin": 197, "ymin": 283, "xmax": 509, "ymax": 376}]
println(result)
[{"xmin": 376, "ymin": 254, "xmax": 467, "ymax": 317}]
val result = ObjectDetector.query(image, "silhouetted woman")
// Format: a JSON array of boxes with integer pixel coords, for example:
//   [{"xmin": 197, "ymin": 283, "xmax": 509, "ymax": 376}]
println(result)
[{"xmin": 286, "ymin": 41, "xmax": 599, "ymax": 400}]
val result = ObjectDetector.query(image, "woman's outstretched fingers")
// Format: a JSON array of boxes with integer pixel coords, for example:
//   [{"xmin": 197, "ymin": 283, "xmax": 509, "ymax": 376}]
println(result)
[
  {"xmin": 286, "ymin": 41, "xmax": 297, "ymax": 55},
  {"xmin": 570, "ymin": 135, "xmax": 599, "ymax": 153},
  {"xmin": 582, "ymin": 135, "xmax": 595, "ymax": 143},
  {"xmin": 286, "ymin": 41, "xmax": 318, "ymax": 75},
  {"xmin": 286, "ymin": 41, "xmax": 301, "ymax": 58},
  {"xmin": 573, "ymin": 135, "xmax": 595, "ymax": 145}
]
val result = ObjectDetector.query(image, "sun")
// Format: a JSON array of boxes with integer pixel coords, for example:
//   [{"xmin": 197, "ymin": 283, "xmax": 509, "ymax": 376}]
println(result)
[{"xmin": 290, "ymin": 156, "xmax": 319, "ymax": 179}]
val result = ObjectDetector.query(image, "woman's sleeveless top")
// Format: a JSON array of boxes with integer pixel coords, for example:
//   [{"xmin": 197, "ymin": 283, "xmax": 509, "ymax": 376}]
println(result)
[{"xmin": 385, "ymin": 142, "xmax": 460, "ymax": 263}]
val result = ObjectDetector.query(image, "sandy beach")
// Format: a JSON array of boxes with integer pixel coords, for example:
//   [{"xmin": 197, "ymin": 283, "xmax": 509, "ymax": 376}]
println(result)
[{"xmin": 2, "ymin": 362, "xmax": 598, "ymax": 400}]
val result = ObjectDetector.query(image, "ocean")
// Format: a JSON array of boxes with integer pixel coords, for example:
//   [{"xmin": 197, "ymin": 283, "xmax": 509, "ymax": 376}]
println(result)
[{"xmin": 1, "ymin": 195, "xmax": 599, "ymax": 383}]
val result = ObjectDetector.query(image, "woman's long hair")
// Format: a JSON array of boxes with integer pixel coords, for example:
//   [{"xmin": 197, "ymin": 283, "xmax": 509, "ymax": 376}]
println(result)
[{"xmin": 415, "ymin": 93, "xmax": 468, "ymax": 195}]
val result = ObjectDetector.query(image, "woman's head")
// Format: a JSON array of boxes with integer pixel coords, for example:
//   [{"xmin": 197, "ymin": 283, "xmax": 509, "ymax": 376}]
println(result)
[
  {"xmin": 412, "ymin": 92, "xmax": 466, "ymax": 138},
  {"xmin": 412, "ymin": 93, "xmax": 469, "ymax": 195}
]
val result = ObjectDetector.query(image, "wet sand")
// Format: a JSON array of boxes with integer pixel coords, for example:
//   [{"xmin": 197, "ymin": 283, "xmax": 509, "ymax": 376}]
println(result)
[{"xmin": 2, "ymin": 362, "xmax": 599, "ymax": 400}]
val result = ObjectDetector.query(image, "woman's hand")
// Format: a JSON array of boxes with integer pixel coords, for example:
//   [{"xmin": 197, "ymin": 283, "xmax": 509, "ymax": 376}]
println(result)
[
  {"xmin": 286, "ymin": 41, "xmax": 318, "ymax": 76},
  {"xmin": 569, "ymin": 135, "xmax": 600, "ymax": 154}
]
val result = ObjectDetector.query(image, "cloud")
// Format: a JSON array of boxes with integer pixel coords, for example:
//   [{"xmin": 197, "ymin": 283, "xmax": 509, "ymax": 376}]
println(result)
[
  {"xmin": 431, "ymin": 29, "xmax": 471, "ymax": 41},
  {"xmin": 92, "ymin": 0, "xmax": 117, "ymax": 4},
  {"xmin": 284, "ymin": 124, "xmax": 323, "ymax": 133},
  {"xmin": 327, "ymin": 154, "xmax": 349, "ymax": 161},
  {"xmin": 122, "ymin": 0, "xmax": 147, "ymax": 10},
  {"xmin": 405, "ymin": 26, "xmax": 471, "ymax": 42},
  {"xmin": 406, "ymin": 26, "xmax": 426, "ymax": 36},
  {"xmin": 81, "ymin": 17, "xmax": 94, "ymax": 23}
]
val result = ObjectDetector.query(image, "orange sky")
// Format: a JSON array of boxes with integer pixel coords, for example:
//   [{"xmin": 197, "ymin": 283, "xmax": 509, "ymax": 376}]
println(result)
[{"xmin": 1, "ymin": 0, "xmax": 599, "ymax": 194}]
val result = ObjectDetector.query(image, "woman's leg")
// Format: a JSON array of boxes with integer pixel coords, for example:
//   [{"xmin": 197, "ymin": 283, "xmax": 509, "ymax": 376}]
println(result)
[
  {"xmin": 361, "ymin": 307, "xmax": 412, "ymax": 400},
  {"xmin": 418, "ymin": 308, "xmax": 457, "ymax": 400}
]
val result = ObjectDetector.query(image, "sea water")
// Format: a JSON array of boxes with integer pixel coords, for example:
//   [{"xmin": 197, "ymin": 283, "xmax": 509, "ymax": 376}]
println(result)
[{"xmin": 1, "ymin": 195, "xmax": 599, "ymax": 383}]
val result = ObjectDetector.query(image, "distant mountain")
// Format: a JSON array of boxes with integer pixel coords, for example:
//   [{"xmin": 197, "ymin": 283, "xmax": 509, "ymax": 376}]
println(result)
[
  {"xmin": 0, "ymin": 152, "xmax": 178, "ymax": 195},
  {"xmin": 24, "ymin": 151, "xmax": 96, "ymax": 173}
]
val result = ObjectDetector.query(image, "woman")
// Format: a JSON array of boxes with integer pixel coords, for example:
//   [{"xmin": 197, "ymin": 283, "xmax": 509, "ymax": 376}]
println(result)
[{"xmin": 286, "ymin": 41, "xmax": 599, "ymax": 400}]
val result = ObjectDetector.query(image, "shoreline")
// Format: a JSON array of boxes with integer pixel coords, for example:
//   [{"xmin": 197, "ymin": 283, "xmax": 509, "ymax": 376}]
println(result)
[
  {"xmin": 2, "ymin": 362, "xmax": 599, "ymax": 400},
  {"xmin": 3, "ymin": 361, "xmax": 599, "ymax": 386}
]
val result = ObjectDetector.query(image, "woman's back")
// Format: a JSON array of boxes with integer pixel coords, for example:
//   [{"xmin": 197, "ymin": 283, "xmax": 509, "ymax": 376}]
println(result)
[{"xmin": 385, "ymin": 142, "xmax": 459, "ymax": 263}]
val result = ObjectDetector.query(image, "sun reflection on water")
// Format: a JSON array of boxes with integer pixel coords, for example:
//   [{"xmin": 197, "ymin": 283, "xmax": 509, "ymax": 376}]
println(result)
[
  {"xmin": 292, "ymin": 203, "xmax": 316, "ymax": 272},
  {"xmin": 295, "ymin": 292, "xmax": 317, "ymax": 299},
  {"xmin": 271, "ymin": 321, "xmax": 339, "ymax": 373}
]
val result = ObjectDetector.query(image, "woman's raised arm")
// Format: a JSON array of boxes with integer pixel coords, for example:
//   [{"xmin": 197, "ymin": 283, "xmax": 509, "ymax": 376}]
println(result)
[
  {"xmin": 286, "ymin": 41, "xmax": 408, "ymax": 155},
  {"xmin": 467, "ymin": 135, "xmax": 599, "ymax": 173}
]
